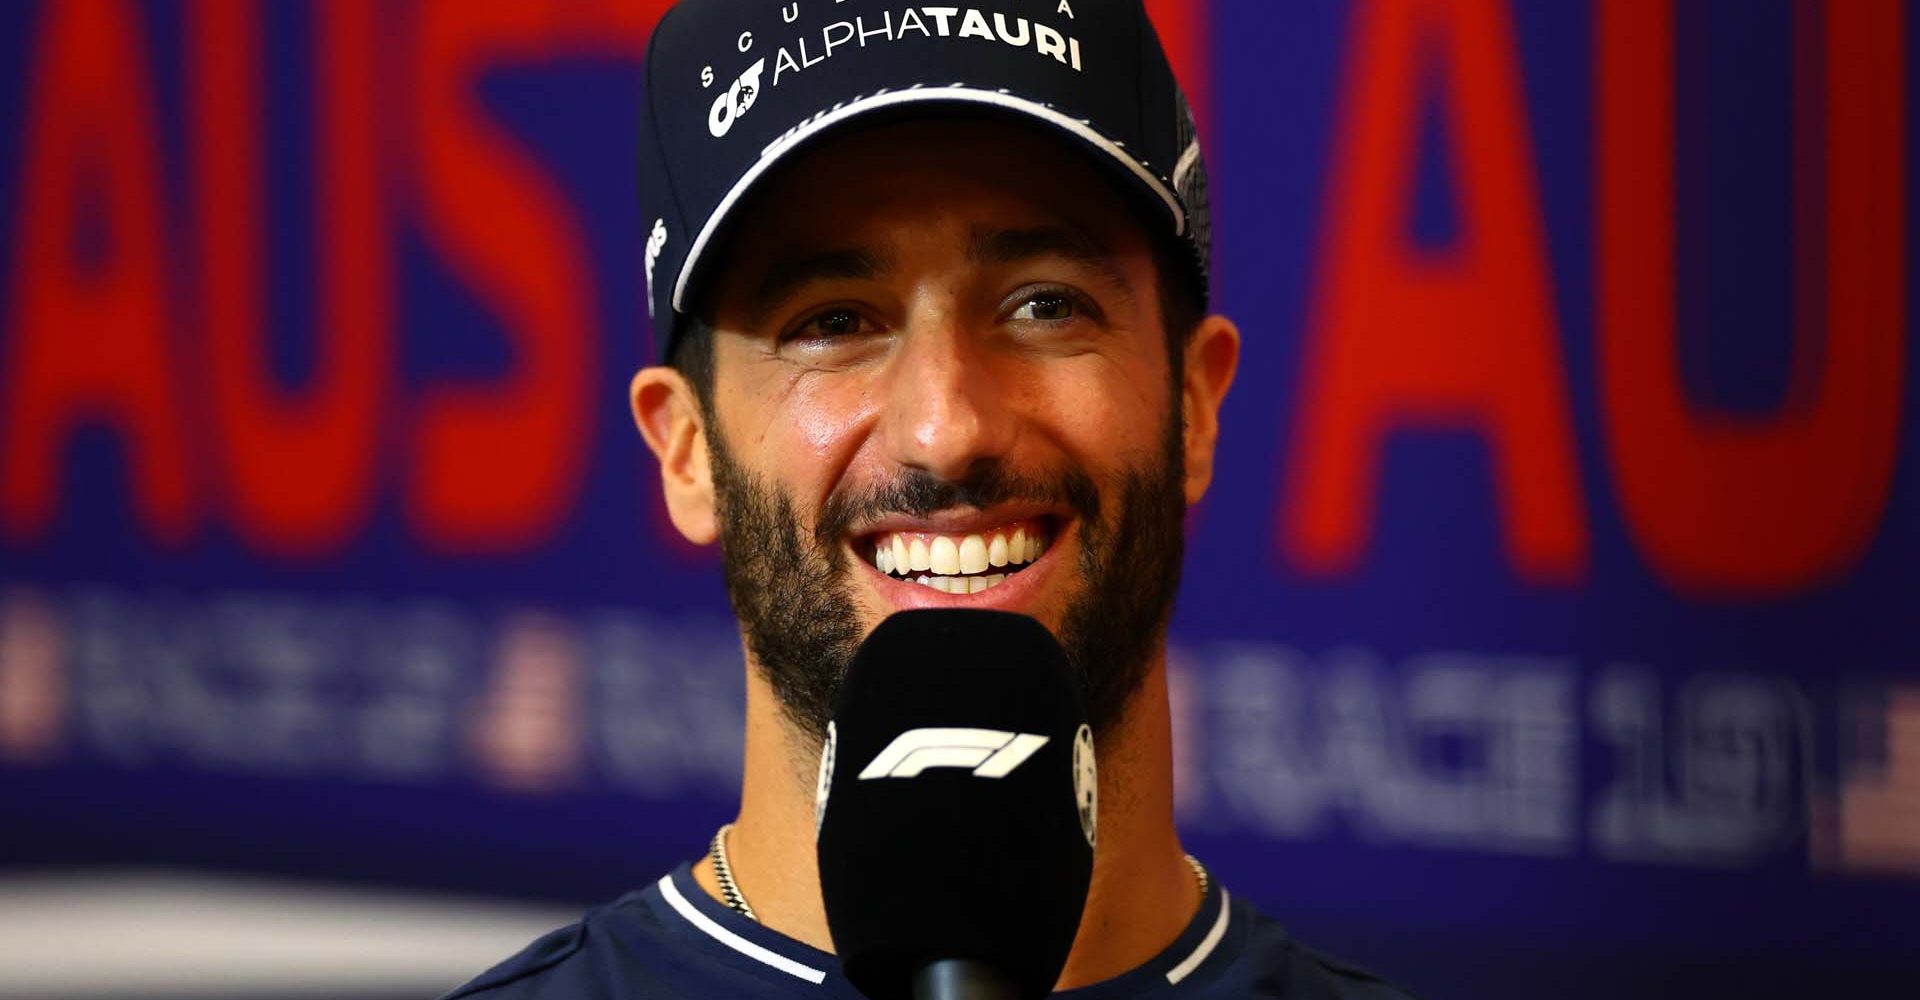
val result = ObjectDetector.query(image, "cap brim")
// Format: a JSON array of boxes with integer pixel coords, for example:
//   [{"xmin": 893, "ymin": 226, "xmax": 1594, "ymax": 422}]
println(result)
[{"xmin": 669, "ymin": 86, "xmax": 1188, "ymax": 315}]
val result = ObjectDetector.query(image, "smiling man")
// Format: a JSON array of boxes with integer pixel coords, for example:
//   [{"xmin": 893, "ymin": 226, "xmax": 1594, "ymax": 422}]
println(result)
[{"xmin": 449, "ymin": 2, "xmax": 1410, "ymax": 998}]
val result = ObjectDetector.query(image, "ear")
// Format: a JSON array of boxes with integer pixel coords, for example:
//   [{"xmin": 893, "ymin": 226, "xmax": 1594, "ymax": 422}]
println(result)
[
  {"xmin": 1179, "ymin": 314, "xmax": 1241, "ymax": 504},
  {"xmin": 631, "ymin": 365, "xmax": 719, "ymax": 545}
]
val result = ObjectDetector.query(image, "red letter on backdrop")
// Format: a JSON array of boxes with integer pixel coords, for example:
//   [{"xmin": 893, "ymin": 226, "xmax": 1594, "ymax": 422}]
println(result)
[
  {"xmin": 0, "ymin": 0, "xmax": 192, "ymax": 544},
  {"xmin": 410, "ymin": 1, "xmax": 605, "ymax": 552},
  {"xmin": 192, "ymin": 0, "xmax": 388, "ymax": 558},
  {"xmin": 1597, "ymin": 0, "xmax": 1905, "ymax": 597},
  {"xmin": 1283, "ymin": 0, "xmax": 1588, "ymax": 583}
]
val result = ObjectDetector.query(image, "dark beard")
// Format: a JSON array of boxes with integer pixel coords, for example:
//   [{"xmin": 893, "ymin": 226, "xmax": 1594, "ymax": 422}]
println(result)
[{"xmin": 707, "ymin": 415, "xmax": 1186, "ymax": 746}]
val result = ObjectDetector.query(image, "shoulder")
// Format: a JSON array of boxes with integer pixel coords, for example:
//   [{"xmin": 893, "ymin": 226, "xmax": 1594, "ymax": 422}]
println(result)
[
  {"xmin": 441, "ymin": 918, "xmax": 586, "ymax": 1000},
  {"xmin": 1284, "ymin": 942, "xmax": 1422, "ymax": 1000},
  {"xmin": 439, "ymin": 888, "xmax": 679, "ymax": 1000},
  {"xmin": 438, "ymin": 868, "xmax": 837, "ymax": 1000},
  {"xmin": 1226, "ymin": 897, "xmax": 1422, "ymax": 1000}
]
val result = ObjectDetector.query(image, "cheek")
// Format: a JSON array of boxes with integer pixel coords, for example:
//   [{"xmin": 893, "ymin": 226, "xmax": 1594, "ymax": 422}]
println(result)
[
  {"xmin": 739, "ymin": 372, "xmax": 880, "ymax": 489},
  {"xmin": 1033, "ymin": 354, "xmax": 1168, "ymax": 458}
]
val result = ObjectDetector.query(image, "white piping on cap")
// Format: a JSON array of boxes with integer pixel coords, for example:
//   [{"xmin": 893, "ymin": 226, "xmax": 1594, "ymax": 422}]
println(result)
[
  {"xmin": 671, "ymin": 86, "xmax": 1187, "ymax": 314},
  {"xmin": 1172, "ymin": 137, "xmax": 1203, "ymax": 191}
]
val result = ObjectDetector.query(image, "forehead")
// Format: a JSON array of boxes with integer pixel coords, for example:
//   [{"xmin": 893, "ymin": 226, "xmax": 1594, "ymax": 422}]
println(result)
[{"xmin": 704, "ymin": 117, "xmax": 1158, "ymax": 292}]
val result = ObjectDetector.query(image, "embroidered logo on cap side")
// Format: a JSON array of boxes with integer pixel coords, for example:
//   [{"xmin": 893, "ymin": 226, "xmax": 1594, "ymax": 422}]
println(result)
[
  {"xmin": 709, "ymin": 57, "xmax": 767, "ymax": 138},
  {"xmin": 644, "ymin": 218, "xmax": 668, "ymax": 314}
]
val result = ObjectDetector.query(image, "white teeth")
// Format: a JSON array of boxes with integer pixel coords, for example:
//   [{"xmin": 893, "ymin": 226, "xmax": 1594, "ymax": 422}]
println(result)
[
  {"xmin": 959, "ymin": 535, "xmax": 989, "ymax": 574},
  {"xmin": 929, "ymin": 536, "xmax": 960, "ymax": 575},
  {"xmin": 876, "ymin": 526, "xmax": 1048, "ymax": 580},
  {"xmin": 901, "ymin": 571, "xmax": 1013, "ymax": 594}
]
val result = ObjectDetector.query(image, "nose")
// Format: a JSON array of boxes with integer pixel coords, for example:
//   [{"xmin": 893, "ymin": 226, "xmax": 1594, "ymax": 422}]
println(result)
[{"xmin": 879, "ymin": 308, "xmax": 1017, "ymax": 482}]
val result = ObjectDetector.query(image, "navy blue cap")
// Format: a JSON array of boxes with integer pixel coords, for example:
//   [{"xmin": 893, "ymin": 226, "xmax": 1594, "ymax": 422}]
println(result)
[{"xmin": 638, "ymin": 0, "xmax": 1211, "ymax": 362}]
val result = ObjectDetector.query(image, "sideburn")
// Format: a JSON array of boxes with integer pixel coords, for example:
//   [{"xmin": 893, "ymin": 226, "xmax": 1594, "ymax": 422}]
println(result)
[{"xmin": 708, "ymin": 436, "xmax": 863, "ymax": 746}]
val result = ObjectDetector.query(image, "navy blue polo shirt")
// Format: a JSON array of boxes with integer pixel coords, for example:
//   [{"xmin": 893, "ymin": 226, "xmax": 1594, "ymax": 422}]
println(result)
[{"xmin": 446, "ymin": 862, "xmax": 1414, "ymax": 999}]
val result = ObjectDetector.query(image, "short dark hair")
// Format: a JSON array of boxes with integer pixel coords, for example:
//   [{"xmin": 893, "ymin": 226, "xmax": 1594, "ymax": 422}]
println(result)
[{"xmin": 667, "ymin": 237, "xmax": 1204, "ymax": 410}]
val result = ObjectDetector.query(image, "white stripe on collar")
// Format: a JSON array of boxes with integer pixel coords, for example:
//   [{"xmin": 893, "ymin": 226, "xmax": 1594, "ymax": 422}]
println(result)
[
  {"xmin": 1164, "ymin": 887, "xmax": 1231, "ymax": 986},
  {"xmin": 658, "ymin": 875, "xmax": 827, "ymax": 985}
]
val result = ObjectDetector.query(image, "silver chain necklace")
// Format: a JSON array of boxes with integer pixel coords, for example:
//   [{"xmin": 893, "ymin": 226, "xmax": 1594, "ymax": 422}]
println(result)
[
  {"xmin": 708, "ymin": 824, "xmax": 1209, "ymax": 924},
  {"xmin": 1185, "ymin": 852, "xmax": 1210, "ymax": 899},
  {"xmin": 709, "ymin": 823, "xmax": 758, "ymax": 922}
]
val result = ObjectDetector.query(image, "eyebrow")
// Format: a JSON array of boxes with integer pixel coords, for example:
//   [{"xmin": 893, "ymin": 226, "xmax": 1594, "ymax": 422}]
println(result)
[
  {"xmin": 748, "ymin": 246, "xmax": 893, "ymax": 326},
  {"xmin": 967, "ymin": 224, "xmax": 1135, "ymax": 301},
  {"xmin": 743, "ymin": 224, "xmax": 1134, "ymax": 326}
]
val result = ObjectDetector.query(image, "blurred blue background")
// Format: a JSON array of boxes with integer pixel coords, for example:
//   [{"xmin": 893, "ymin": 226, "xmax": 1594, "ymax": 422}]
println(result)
[{"xmin": 0, "ymin": 1, "xmax": 1915, "ymax": 997}]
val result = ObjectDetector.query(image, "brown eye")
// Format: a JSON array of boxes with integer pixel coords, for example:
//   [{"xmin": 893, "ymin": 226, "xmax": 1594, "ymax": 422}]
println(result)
[
  {"xmin": 791, "ymin": 307, "xmax": 873, "ymax": 340},
  {"xmin": 1012, "ymin": 292, "xmax": 1076, "ymax": 322}
]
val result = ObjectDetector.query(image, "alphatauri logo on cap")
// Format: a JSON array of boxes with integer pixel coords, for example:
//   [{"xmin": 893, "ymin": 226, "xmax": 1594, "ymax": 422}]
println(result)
[{"xmin": 708, "ymin": 57, "xmax": 767, "ymax": 137}]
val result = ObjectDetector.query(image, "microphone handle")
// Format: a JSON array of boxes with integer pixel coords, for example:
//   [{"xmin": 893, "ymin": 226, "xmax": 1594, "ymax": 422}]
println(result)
[{"xmin": 911, "ymin": 959, "xmax": 1021, "ymax": 1000}]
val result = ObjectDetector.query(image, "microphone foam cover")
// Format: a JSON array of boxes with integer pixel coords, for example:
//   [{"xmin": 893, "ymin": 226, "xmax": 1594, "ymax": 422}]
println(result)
[{"xmin": 816, "ymin": 610, "xmax": 1096, "ymax": 1000}]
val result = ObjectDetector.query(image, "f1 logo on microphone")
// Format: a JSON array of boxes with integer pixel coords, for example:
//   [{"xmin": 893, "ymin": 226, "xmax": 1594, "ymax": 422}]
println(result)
[{"xmin": 858, "ymin": 728, "xmax": 1049, "ymax": 780}]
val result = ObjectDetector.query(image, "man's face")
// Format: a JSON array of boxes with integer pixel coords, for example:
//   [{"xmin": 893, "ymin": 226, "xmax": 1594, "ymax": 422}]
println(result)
[{"xmin": 684, "ymin": 119, "xmax": 1204, "ymax": 743}]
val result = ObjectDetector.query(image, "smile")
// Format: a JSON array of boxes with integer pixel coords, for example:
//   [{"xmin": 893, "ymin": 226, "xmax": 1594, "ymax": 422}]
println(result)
[{"xmin": 864, "ymin": 519, "xmax": 1053, "ymax": 594}]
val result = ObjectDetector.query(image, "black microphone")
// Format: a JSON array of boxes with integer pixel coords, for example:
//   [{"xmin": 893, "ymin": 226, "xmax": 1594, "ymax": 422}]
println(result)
[{"xmin": 815, "ymin": 610, "xmax": 1098, "ymax": 1000}]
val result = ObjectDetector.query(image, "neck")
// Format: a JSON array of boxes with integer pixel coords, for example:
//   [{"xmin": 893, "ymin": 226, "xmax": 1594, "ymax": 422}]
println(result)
[{"xmin": 693, "ymin": 651, "xmax": 1201, "ymax": 990}]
